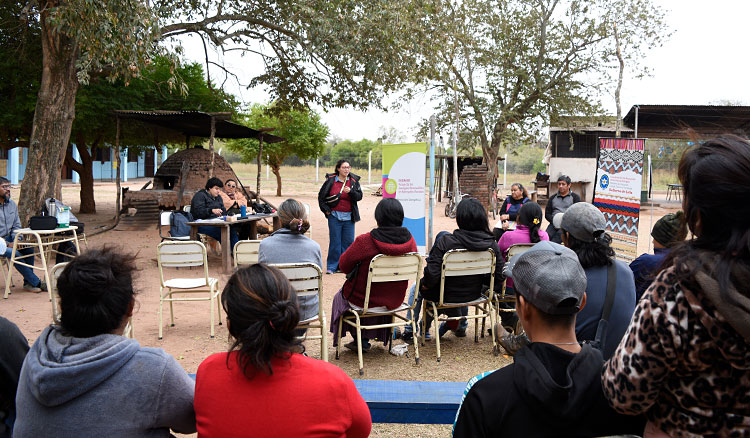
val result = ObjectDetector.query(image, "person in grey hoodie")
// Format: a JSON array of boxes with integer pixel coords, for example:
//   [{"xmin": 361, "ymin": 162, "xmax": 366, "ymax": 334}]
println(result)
[
  {"xmin": 13, "ymin": 247, "xmax": 196, "ymax": 438},
  {"xmin": 258, "ymin": 198, "xmax": 323, "ymax": 323}
]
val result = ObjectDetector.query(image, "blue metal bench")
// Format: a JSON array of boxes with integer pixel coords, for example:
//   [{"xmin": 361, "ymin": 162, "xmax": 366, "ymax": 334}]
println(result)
[{"xmin": 354, "ymin": 379, "xmax": 465, "ymax": 424}]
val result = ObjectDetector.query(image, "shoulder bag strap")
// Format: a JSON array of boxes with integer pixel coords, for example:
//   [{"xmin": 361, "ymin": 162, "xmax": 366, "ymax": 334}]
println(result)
[{"xmin": 592, "ymin": 261, "xmax": 617, "ymax": 351}]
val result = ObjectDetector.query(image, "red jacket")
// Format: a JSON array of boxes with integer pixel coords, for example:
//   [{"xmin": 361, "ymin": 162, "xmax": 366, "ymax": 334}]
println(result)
[{"xmin": 339, "ymin": 228, "xmax": 417, "ymax": 309}]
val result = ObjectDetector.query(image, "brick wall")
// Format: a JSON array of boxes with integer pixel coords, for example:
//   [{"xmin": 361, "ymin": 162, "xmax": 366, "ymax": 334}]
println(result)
[{"xmin": 458, "ymin": 164, "xmax": 490, "ymax": 210}]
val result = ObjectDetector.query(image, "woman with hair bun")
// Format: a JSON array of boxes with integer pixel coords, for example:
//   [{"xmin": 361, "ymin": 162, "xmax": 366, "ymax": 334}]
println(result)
[
  {"xmin": 259, "ymin": 198, "xmax": 322, "ymax": 326},
  {"xmin": 194, "ymin": 264, "xmax": 371, "ymax": 437},
  {"xmin": 14, "ymin": 247, "xmax": 196, "ymax": 438}
]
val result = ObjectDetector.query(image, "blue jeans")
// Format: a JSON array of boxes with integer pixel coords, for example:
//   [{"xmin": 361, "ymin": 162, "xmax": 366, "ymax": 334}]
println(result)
[
  {"xmin": 4, "ymin": 244, "xmax": 41, "ymax": 286},
  {"xmin": 326, "ymin": 214, "xmax": 354, "ymax": 271},
  {"xmin": 197, "ymin": 226, "xmax": 239, "ymax": 252}
]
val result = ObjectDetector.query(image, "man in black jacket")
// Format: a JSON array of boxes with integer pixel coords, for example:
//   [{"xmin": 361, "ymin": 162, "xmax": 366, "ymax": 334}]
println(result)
[
  {"xmin": 544, "ymin": 175, "xmax": 581, "ymax": 243},
  {"xmin": 453, "ymin": 241, "xmax": 643, "ymax": 437},
  {"xmin": 402, "ymin": 198, "xmax": 503, "ymax": 340},
  {"xmin": 190, "ymin": 177, "xmax": 238, "ymax": 251}
]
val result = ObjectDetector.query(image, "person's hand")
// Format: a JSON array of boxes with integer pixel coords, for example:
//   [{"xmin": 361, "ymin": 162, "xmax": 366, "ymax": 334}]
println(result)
[
  {"xmin": 212, "ymin": 208, "xmax": 223, "ymax": 216},
  {"xmin": 343, "ymin": 186, "xmax": 351, "ymax": 193}
]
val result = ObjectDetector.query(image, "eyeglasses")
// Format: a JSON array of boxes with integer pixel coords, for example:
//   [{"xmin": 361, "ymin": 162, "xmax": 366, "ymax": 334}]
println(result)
[
  {"xmin": 0, "ymin": 185, "xmax": 10, "ymax": 190},
  {"xmin": 226, "ymin": 184, "xmax": 236, "ymax": 188},
  {"xmin": 340, "ymin": 166, "xmax": 351, "ymax": 169}
]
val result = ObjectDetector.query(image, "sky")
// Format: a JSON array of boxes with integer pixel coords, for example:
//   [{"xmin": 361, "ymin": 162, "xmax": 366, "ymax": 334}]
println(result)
[{"xmin": 178, "ymin": 0, "xmax": 750, "ymax": 143}]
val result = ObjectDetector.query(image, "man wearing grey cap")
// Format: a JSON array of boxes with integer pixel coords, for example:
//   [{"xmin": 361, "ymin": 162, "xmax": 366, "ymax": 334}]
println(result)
[
  {"xmin": 453, "ymin": 241, "xmax": 643, "ymax": 437},
  {"xmin": 559, "ymin": 202, "xmax": 636, "ymax": 360}
]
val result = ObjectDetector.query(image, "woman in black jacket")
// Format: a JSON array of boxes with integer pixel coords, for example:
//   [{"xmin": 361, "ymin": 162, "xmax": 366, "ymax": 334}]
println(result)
[{"xmin": 317, "ymin": 160, "xmax": 363, "ymax": 274}]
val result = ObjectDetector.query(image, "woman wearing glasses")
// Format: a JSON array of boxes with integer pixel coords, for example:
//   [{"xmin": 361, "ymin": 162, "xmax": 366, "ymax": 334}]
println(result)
[
  {"xmin": 220, "ymin": 179, "xmax": 250, "ymax": 239},
  {"xmin": 317, "ymin": 160, "xmax": 363, "ymax": 274}
]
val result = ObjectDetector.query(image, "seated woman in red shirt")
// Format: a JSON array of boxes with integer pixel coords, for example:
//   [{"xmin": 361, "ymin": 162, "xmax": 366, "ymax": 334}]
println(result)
[
  {"xmin": 329, "ymin": 198, "xmax": 417, "ymax": 352},
  {"xmin": 194, "ymin": 264, "xmax": 371, "ymax": 438}
]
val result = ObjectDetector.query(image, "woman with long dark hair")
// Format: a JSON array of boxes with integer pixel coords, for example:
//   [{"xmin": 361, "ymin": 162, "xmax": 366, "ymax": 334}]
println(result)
[
  {"xmin": 497, "ymin": 202, "xmax": 549, "ymax": 328},
  {"xmin": 603, "ymin": 135, "xmax": 750, "ymax": 437},
  {"xmin": 195, "ymin": 264, "xmax": 371, "ymax": 437},
  {"xmin": 493, "ymin": 183, "xmax": 530, "ymax": 240},
  {"xmin": 14, "ymin": 247, "xmax": 196, "ymax": 437},
  {"xmin": 318, "ymin": 160, "xmax": 363, "ymax": 274}
]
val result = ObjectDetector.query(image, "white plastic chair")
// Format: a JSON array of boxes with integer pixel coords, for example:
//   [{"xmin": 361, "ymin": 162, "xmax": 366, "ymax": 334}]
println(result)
[
  {"xmin": 1, "ymin": 258, "xmax": 14, "ymax": 290},
  {"xmin": 421, "ymin": 248, "xmax": 497, "ymax": 361},
  {"xmin": 271, "ymin": 263, "xmax": 327, "ymax": 361},
  {"xmin": 157, "ymin": 241, "xmax": 221, "ymax": 339},
  {"xmin": 49, "ymin": 262, "xmax": 134, "ymax": 338},
  {"xmin": 233, "ymin": 240, "xmax": 261, "ymax": 267},
  {"xmin": 337, "ymin": 253, "xmax": 422, "ymax": 375}
]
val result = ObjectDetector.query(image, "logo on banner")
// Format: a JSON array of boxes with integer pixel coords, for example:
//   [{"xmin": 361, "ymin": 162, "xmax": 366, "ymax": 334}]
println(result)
[
  {"xmin": 599, "ymin": 174, "xmax": 609, "ymax": 189},
  {"xmin": 384, "ymin": 178, "xmax": 397, "ymax": 195}
]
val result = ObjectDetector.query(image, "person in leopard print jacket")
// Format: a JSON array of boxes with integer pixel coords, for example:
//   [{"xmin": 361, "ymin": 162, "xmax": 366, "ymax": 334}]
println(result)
[{"xmin": 602, "ymin": 135, "xmax": 750, "ymax": 437}]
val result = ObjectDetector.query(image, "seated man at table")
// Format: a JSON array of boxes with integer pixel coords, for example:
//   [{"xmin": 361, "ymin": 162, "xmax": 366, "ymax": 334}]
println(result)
[
  {"xmin": 0, "ymin": 177, "xmax": 45, "ymax": 292},
  {"xmin": 190, "ymin": 177, "xmax": 239, "ymax": 252}
]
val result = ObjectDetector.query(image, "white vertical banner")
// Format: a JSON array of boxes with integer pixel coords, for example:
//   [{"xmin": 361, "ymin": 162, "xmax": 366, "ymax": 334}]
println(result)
[{"xmin": 382, "ymin": 143, "xmax": 427, "ymax": 254}]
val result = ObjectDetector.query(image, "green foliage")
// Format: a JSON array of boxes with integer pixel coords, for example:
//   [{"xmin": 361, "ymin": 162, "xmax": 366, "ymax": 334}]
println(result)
[
  {"xmin": 0, "ymin": 2, "xmax": 41, "ymax": 148},
  {"xmin": 229, "ymin": 104, "xmax": 329, "ymax": 168},
  {"xmin": 46, "ymin": 0, "xmax": 161, "ymax": 85},
  {"xmin": 329, "ymin": 139, "xmax": 382, "ymax": 169}
]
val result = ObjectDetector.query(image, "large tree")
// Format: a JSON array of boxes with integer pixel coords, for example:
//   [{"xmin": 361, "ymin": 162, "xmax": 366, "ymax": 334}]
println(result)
[
  {"xmin": 17, "ymin": 0, "xmax": 438, "ymax": 224},
  {"xmin": 418, "ymin": 0, "xmax": 610, "ymax": 194},
  {"xmin": 229, "ymin": 104, "xmax": 329, "ymax": 196}
]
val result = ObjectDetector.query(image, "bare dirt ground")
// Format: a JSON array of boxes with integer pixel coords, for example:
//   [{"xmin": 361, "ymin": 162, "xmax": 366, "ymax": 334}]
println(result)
[{"xmin": 0, "ymin": 175, "xmax": 681, "ymax": 437}]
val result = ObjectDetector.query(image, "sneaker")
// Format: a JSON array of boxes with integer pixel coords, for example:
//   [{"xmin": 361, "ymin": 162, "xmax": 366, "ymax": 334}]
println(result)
[
  {"xmin": 494, "ymin": 323, "xmax": 529, "ymax": 356},
  {"xmin": 326, "ymin": 270, "xmax": 334, "ymax": 275},
  {"xmin": 454, "ymin": 328, "xmax": 467, "ymax": 338},
  {"xmin": 39, "ymin": 281, "xmax": 47, "ymax": 292},
  {"xmin": 344, "ymin": 340, "xmax": 371, "ymax": 352},
  {"xmin": 23, "ymin": 281, "xmax": 42, "ymax": 293},
  {"xmin": 402, "ymin": 330, "xmax": 414, "ymax": 342},
  {"xmin": 392, "ymin": 327, "xmax": 402, "ymax": 340}
]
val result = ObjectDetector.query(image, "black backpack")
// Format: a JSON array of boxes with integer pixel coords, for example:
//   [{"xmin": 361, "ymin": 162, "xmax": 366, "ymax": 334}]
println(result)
[{"xmin": 169, "ymin": 211, "xmax": 194, "ymax": 237}]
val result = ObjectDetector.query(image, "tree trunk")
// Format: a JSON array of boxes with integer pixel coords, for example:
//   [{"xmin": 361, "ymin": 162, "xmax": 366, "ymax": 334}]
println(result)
[
  {"xmin": 64, "ymin": 135, "xmax": 97, "ymax": 213},
  {"xmin": 18, "ymin": 11, "xmax": 79, "ymax": 226},
  {"xmin": 272, "ymin": 163, "xmax": 282, "ymax": 196},
  {"xmin": 614, "ymin": 23, "xmax": 624, "ymax": 138}
]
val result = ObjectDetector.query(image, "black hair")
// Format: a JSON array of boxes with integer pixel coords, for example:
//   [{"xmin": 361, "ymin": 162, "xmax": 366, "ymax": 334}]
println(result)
[
  {"xmin": 57, "ymin": 246, "xmax": 138, "ymax": 338},
  {"xmin": 664, "ymin": 135, "xmax": 750, "ymax": 294},
  {"xmin": 557, "ymin": 175, "xmax": 572, "ymax": 185},
  {"xmin": 277, "ymin": 199, "xmax": 310, "ymax": 235},
  {"xmin": 334, "ymin": 159, "xmax": 350, "ymax": 176},
  {"xmin": 222, "ymin": 264, "xmax": 302, "ymax": 377},
  {"xmin": 511, "ymin": 183, "xmax": 529, "ymax": 199},
  {"xmin": 224, "ymin": 178, "xmax": 236, "ymax": 186},
  {"xmin": 374, "ymin": 198, "xmax": 404, "ymax": 227},
  {"xmin": 456, "ymin": 198, "xmax": 491, "ymax": 234},
  {"xmin": 564, "ymin": 232, "xmax": 614, "ymax": 269},
  {"xmin": 517, "ymin": 202, "xmax": 543, "ymax": 243},
  {"xmin": 0, "ymin": 177, "xmax": 9, "ymax": 185},
  {"xmin": 205, "ymin": 177, "xmax": 223, "ymax": 190},
  {"xmin": 519, "ymin": 295, "xmax": 577, "ymax": 328}
]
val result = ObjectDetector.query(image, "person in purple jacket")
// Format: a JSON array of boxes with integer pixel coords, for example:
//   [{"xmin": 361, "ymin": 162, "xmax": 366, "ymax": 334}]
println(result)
[{"xmin": 497, "ymin": 202, "xmax": 549, "ymax": 331}]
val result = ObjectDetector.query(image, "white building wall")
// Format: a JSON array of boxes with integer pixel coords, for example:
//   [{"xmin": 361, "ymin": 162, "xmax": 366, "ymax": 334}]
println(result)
[{"xmin": 548, "ymin": 157, "xmax": 597, "ymax": 203}]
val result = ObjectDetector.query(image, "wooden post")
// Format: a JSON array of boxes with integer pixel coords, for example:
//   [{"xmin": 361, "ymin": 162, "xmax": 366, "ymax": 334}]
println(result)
[
  {"xmin": 209, "ymin": 116, "xmax": 216, "ymax": 177},
  {"xmin": 256, "ymin": 134, "xmax": 264, "ymax": 203},
  {"xmin": 115, "ymin": 117, "xmax": 122, "ymax": 221}
]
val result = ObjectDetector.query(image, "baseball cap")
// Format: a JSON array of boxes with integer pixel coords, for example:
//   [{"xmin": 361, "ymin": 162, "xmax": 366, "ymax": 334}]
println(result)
[
  {"xmin": 508, "ymin": 241, "xmax": 587, "ymax": 315},
  {"xmin": 560, "ymin": 203, "xmax": 606, "ymax": 243},
  {"xmin": 552, "ymin": 212, "xmax": 564, "ymax": 230}
]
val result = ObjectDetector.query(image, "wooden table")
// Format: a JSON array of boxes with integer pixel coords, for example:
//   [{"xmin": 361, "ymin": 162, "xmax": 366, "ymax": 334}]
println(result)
[
  {"xmin": 4, "ymin": 226, "xmax": 81, "ymax": 307},
  {"xmin": 187, "ymin": 213, "xmax": 280, "ymax": 272}
]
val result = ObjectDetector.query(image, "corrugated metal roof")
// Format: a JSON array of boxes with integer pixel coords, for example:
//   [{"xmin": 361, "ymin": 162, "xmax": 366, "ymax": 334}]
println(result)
[{"xmin": 112, "ymin": 110, "xmax": 284, "ymax": 143}]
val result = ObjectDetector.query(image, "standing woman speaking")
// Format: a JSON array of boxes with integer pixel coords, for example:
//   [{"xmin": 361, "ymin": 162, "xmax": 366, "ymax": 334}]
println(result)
[{"xmin": 318, "ymin": 159, "xmax": 363, "ymax": 274}]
